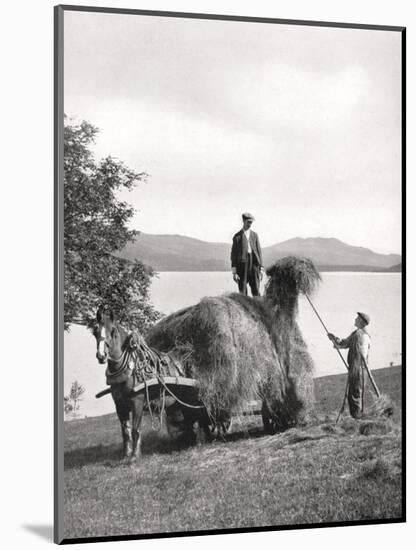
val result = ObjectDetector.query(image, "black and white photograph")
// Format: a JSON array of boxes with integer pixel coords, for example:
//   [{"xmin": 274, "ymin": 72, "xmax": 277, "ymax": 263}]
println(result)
[{"xmin": 55, "ymin": 5, "xmax": 404, "ymax": 543}]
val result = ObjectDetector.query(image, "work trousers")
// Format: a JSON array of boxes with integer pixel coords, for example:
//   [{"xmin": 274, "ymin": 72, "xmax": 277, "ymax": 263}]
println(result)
[
  {"xmin": 347, "ymin": 366, "xmax": 365, "ymax": 419},
  {"xmin": 236, "ymin": 253, "xmax": 260, "ymax": 297}
]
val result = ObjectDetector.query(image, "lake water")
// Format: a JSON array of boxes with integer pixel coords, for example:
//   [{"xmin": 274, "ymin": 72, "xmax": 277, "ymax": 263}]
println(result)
[{"xmin": 64, "ymin": 272, "xmax": 402, "ymax": 418}]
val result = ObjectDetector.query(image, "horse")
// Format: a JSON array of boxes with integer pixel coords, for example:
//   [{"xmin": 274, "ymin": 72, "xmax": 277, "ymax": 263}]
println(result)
[
  {"xmin": 92, "ymin": 305, "xmax": 216, "ymax": 459},
  {"xmin": 92, "ymin": 305, "xmax": 151, "ymax": 461}
]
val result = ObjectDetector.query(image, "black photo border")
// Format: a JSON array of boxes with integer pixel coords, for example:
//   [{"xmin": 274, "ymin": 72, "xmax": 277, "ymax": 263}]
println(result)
[{"xmin": 54, "ymin": 4, "xmax": 406, "ymax": 544}]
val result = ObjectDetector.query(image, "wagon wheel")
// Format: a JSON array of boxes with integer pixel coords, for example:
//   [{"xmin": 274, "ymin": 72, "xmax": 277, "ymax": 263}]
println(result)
[{"xmin": 165, "ymin": 404, "xmax": 190, "ymax": 440}]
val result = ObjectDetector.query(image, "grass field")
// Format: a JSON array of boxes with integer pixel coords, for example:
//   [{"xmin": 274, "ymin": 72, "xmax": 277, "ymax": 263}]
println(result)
[{"xmin": 63, "ymin": 366, "xmax": 403, "ymax": 540}]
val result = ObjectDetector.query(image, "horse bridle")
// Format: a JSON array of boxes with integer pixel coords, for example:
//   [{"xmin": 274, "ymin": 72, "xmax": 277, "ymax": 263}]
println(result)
[
  {"xmin": 96, "ymin": 326, "xmax": 111, "ymax": 363},
  {"xmin": 96, "ymin": 325, "xmax": 135, "ymax": 372}
]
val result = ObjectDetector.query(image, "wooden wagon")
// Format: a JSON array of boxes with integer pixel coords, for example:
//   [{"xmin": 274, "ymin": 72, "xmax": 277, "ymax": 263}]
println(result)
[
  {"xmin": 94, "ymin": 376, "xmax": 274, "ymax": 437},
  {"xmin": 96, "ymin": 376, "xmax": 237, "ymax": 437}
]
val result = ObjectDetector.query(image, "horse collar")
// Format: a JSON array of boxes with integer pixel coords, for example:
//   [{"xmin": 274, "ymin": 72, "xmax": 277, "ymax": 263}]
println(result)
[{"xmin": 106, "ymin": 348, "xmax": 133, "ymax": 384}]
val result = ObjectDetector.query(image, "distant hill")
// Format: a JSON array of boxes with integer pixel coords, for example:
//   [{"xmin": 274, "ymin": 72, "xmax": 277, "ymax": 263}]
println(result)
[
  {"xmin": 120, "ymin": 233, "xmax": 401, "ymax": 272},
  {"xmin": 263, "ymin": 237, "xmax": 400, "ymax": 269},
  {"xmin": 121, "ymin": 233, "xmax": 230, "ymax": 271},
  {"xmin": 386, "ymin": 263, "xmax": 402, "ymax": 272}
]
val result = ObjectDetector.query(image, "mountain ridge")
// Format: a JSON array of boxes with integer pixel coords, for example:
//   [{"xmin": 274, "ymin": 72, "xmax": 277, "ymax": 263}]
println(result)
[{"xmin": 119, "ymin": 233, "xmax": 401, "ymax": 272}]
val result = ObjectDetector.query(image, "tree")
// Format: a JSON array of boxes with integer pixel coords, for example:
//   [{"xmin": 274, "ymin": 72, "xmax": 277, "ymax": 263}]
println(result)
[
  {"xmin": 67, "ymin": 381, "xmax": 85, "ymax": 415},
  {"xmin": 64, "ymin": 396, "xmax": 73, "ymax": 416},
  {"xmin": 64, "ymin": 116, "xmax": 160, "ymax": 330}
]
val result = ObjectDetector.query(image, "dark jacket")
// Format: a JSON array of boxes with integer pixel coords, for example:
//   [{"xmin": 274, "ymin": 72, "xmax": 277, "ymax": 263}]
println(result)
[{"xmin": 231, "ymin": 229, "xmax": 263, "ymax": 268}]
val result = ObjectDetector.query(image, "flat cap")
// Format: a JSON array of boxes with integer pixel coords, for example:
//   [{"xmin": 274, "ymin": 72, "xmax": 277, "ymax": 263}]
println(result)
[
  {"xmin": 357, "ymin": 312, "xmax": 370, "ymax": 325},
  {"xmin": 242, "ymin": 212, "xmax": 255, "ymax": 221}
]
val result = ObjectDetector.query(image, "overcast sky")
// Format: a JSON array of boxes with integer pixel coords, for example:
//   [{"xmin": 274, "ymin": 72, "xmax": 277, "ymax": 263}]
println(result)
[{"xmin": 64, "ymin": 11, "xmax": 402, "ymax": 253}]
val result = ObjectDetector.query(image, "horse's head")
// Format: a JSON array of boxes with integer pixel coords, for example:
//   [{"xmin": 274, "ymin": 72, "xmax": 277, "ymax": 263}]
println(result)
[{"xmin": 92, "ymin": 305, "xmax": 128, "ymax": 365}]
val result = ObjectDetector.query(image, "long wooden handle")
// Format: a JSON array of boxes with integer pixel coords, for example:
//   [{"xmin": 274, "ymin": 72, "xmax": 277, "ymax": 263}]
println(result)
[
  {"xmin": 305, "ymin": 294, "xmax": 350, "ymax": 372},
  {"xmin": 362, "ymin": 356, "xmax": 381, "ymax": 398},
  {"xmin": 306, "ymin": 294, "xmax": 381, "ymax": 399},
  {"xmin": 336, "ymin": 379, "xmax": 349, "ymax": 424}
]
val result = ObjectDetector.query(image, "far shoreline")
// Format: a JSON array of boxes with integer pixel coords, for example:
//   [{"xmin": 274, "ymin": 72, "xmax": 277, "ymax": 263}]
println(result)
[{"xmin": 151, "ymin": 268, "xmax": 402, "ymax": 273}]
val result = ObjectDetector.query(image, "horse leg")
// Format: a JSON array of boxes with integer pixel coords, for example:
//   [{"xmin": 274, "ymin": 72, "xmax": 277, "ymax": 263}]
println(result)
[
  {"xmin": 119, "ymin": 415, "xmax": 133, "ymax": 458},
  {"xmin": 114, "ymin": 400, "xmax": 133, "ymax": 459},
  {"xmin": 130, "ymin": 394, "xmax": 145, "ymax": 461}
]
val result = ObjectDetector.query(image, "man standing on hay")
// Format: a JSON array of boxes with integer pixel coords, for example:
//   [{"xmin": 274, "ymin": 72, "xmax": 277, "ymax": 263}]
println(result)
[
  {"xmin": 231, "ymin": 212, "xmax": 264, "ymax": 296},
  {"xmin": 328, "ymin": 312, "xmax": 371, "ymax": 419}
]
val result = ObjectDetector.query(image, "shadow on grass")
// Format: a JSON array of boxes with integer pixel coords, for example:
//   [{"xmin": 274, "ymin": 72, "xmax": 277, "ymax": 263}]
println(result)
[
  {"xmin": 64, "ymin": 423, "xmax": 268, "ymax": 469},
  {"xmin": 64, "ymin": 443, "xmax": 122, "ymax": 469},
  {"xmin": 64, "ymin": 430, "xmax": 196, "ymax": 469},
  {"xmin": 67, "ymin": 414, "xmax": 392, "ymax": 470}
]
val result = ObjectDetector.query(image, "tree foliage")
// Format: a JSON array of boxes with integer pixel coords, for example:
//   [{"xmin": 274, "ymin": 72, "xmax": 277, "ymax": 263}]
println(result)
[
  {"xmin": 64, "ymin": 396, "xmax": 73, "ymax": 415},
  {"xmin": 67, "ymin": 380, "xmax": 85, "ymax": 414},
  {"xmin": 64, "ymin": 117, "xmax": 160, "ymax": 330},
  {"xmin": 69, "ymin": 380, "xmax": 85, "ymax": 412}
]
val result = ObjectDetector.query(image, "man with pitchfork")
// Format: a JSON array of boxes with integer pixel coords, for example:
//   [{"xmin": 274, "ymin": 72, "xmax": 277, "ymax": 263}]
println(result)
[{"xmin": 327, "ymin": 312, "xmax": 371, "ymax": 419}]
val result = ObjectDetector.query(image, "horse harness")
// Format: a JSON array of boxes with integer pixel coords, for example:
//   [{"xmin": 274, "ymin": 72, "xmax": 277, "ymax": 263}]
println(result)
[{"xmin": 104, "ymin": 332, "xmax": 205, "ymax": 412}]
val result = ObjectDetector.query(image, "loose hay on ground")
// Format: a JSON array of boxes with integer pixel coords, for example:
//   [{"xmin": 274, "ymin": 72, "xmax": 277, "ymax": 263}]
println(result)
[
  {"xmin": 359, "ymin": 420, "xmax": 396, "ymax": 436},
  {"xmin": 365, "ymin": 394, "xmax": 396, "ymax": 419}
]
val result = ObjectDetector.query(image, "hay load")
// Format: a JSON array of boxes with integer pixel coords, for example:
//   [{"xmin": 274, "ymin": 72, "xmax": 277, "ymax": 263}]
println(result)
[{"xmin": 147, "ymin": 256, "xmax": 321, "ymax": 430}]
